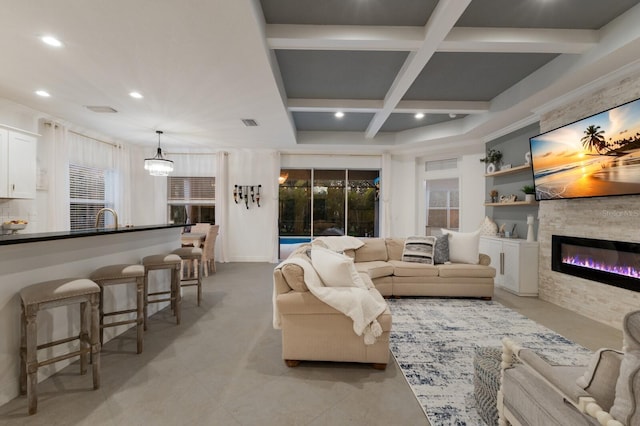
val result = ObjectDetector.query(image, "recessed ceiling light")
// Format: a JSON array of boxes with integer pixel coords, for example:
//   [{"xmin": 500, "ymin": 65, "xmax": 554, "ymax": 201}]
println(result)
[
  {"xmin": 41, "ymin": 36, "xmax": 63, "ymax": 47},
  {"xmin": 335, "ymin": 111, "xmax": 344, "ymax": 118},
  {"xmin": 35, "ymin": 90, "xmax": 50, "ymax": 97},
  {"xmin": 449, "ymin": 113, "xmax": 457, "ymax": 118},
  {"xmin": 415, "ymin": 113, "xmax": 425, "ymax": 119},
  {"xmin": 129, "ymin": 91, "xmax": 143, "ymax": 99}
]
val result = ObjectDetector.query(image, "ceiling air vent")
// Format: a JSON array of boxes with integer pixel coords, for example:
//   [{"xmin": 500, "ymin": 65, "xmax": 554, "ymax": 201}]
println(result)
[
  {"xmin": 241, "ymin": 118, "xmax": 258, "ymax": 127},
  {"xmin": 86, "ymin": 106, "xmax": 118, "ymax": 113}
]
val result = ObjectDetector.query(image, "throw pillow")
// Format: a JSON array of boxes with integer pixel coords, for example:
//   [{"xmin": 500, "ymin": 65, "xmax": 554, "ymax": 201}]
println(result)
[
  {"xmin": 310, "ymin": 247, "xmax": 367, "ymax": 289},
  {"xmin": 433, "ymin": 234, "xmax": 449, "ymax": 264},
  {"xmin": 611, "ymin": 310, "xmax": 640, "ymax": 425},
  {"xmin": 576, "ymin": 348, "xmax": 624, "ymax": 411},
  {"xmin": 402, "ymin": 236, "xmax": 437, "ymax": 264},
  {"xmin": 441, "ymin": 228, "xmax": 481, "ymax": 264},
  {"xmin": 479, "ymin": 216, "xmax": 498, "ymax": 236}
]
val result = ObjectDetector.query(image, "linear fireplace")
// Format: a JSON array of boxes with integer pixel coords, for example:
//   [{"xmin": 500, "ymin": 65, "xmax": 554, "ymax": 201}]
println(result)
[{"xmin": 552, "ymin": 235, "xmax": 640, "ymax": 292}]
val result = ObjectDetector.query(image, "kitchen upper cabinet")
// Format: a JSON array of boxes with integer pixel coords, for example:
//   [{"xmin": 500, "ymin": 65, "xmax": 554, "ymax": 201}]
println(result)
[{"xmin": 0, "ymin": 128, "xmax": 37, "ymax": 199}]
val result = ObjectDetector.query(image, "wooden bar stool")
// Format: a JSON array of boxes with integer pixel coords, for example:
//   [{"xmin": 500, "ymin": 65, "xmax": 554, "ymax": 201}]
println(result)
[
  {"xmin": 171, "ymin": 247, "xmax": 203, "ymax": 306},
  {"xmin": 89, "ymin": 264, "xmax": 146, "ymax": 354},
  {"xmin": 19, "ymin": 278, "xmax": 101, "ymax": 415},
  {"xmin": 142, "ymin": 254, "xmax": 181, "ymax": 329}
]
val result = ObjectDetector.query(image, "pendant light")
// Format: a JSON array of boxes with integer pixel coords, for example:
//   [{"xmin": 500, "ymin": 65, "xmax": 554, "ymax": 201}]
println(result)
[{"xmin": 144, "ymin": 130, "xmax": 174, "ymax": 176}]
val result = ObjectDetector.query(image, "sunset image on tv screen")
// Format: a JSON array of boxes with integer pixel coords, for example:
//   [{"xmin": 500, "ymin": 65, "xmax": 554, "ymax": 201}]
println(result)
[{"xmin": 530, "ymin": 98, "xmax": 640, "ymax": 200}]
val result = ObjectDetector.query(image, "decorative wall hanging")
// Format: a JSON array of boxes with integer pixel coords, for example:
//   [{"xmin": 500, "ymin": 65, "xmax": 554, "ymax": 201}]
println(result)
[{"xmin": 233, "ymin": 185, "xmax": 261, "ymax": 209}]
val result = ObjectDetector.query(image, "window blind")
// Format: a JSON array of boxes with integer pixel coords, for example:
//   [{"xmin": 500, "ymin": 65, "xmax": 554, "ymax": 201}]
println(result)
[
  {"xmin": 168, "ymin": 177, "xmax": 216, "ymax": 202},
  {"xmin": 69, "ymin": 164, "xmax": 108, "ymax": 230}
]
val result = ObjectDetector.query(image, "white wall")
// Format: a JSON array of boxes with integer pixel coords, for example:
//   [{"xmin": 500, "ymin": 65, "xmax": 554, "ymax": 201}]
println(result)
[
  {"xmin": 226, "ymin": 149, "xmax": 279, "ymax": 261},
  {"xmin": 389, "ymin": 155, "xmax": 417, "ymax": 237},
  {"xmin": 1, "ymin": 95, "xmax": 488, "ymax": 262},
  {"xmin": 459, "ymin": 154, "xmax": 486, "ymax": 231}
]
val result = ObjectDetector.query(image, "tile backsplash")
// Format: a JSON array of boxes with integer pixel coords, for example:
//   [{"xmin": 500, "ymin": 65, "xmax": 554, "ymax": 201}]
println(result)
[{"xmin": 0, "ymin": 198, "xmax": 38, "ymax": 233}]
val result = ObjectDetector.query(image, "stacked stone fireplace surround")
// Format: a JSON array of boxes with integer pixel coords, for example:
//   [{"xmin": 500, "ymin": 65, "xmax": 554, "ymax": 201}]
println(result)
[{"xmin": 538, "ymin": 72, "xmax": 640, "ymax": 330}]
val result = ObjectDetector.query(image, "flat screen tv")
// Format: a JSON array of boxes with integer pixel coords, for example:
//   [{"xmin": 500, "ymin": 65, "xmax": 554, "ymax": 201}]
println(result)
[{"xmin": 529, "ymin": 97, "xmax": 640, "ymax": 201}]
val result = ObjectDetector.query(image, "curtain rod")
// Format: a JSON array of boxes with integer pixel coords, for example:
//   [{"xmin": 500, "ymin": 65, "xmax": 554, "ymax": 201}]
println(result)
[
  {"xmin": 165, "ymin": 152, "xmax": 217, "ymax": 155},
  {"xmin": 69, "ymin": 129, "xmax": 120, "ymax": 148}
]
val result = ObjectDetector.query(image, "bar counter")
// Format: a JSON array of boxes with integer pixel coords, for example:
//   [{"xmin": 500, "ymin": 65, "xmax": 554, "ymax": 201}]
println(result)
[
  {"xmin": 0, "ymin": 223, "xmax": 185, "ymax": 245},
  {"xmin": 0, "ymin": 224, "xmax": 183, "ymax": 406}
]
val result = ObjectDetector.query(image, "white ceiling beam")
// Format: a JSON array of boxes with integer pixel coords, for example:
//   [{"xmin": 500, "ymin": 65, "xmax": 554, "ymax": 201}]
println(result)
[
  {"xmin": 441, "ymin": 27, "xmax": 599, "ymax": 54},
  {"xmin": 266, "ymin": 24, "xmax": 597, "ymax": 54},
  {"xmin": 395, "ymin": 100, "xmax": 489, "ymax": 114},
  {"xmin": 287, "ymin": 99, "xmax": 489, "ymax": 114},
  {"xmin": 266, "ymin": 24, "xmax": 424, "ymax": 51},
  {"xmin": 287, "ymin": 99, "xmax": 382, "ymax": 113},
  {"xmin": 365, "ymin": 0, "xmax": 473, "ymax": 139}
]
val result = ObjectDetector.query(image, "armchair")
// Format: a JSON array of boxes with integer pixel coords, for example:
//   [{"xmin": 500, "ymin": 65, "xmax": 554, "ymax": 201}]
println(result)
[{"xmin": 497, "ymin": 310, "xmax": 640, "ymax": 426}]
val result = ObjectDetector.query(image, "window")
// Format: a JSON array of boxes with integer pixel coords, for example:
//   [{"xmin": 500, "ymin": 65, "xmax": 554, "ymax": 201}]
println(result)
[
  {"xmin": 69, "ymin": 164, "xmax": 112, "ymax": 230},
  {"xmin": 278, "ymin": 169, "xmax": 311, "ymax": 236},
  {"xmin": 347, "ymin": 170, "xmax": 378, "ymax": 237},
  {"xmin": 426, "ymin": 178, "xmax": 459, "ymax": 233},
  {"xmin": 313, "ymin": 170, "xmax": 345, "ymax": 236},
  {"xmin": 167, "ymin": 176, "xmax": 216, "ymax": 224},
  {"xmin": 278, "ymin": 168, "xmax": 379, "ymax": 238}
]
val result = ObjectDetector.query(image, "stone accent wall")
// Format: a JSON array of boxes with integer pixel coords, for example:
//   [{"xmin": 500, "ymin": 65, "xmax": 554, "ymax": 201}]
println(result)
[{"xmin": 538, "ymin": 73, "xmax": 640, "ymax": 330}]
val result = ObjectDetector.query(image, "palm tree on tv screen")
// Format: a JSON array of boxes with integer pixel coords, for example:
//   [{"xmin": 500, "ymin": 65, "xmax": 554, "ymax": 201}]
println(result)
[{"xmin": 581, "ymin": 124, "xmax": 607, "ymax": 154}]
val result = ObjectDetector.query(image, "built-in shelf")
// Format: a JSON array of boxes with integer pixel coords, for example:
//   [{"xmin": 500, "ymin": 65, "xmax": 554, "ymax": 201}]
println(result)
[
  {"xmin": 484, "ymin": 201, "xmax": 538, "ymax": 207},
  {"xmin": 485, "ymin": 163, "xmax": 531, "ymax": 177}
]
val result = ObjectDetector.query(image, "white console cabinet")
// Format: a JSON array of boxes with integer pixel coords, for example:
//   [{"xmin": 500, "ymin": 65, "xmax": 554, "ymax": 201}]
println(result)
[
  {"xmin": 479, "ymin": 236, "xmax": 539, "ymax": 296},
  {"xmin": 0, "ymin": 127, "xmax": 37, "ymax": 199}
]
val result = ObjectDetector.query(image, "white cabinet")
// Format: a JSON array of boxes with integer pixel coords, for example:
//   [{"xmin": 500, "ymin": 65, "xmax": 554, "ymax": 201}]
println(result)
[
  {"xmin": 479, "ymin": 236, "xmax": 539, "ymax": 296},
  {"xmin": 0, "ymin": 128, "xmax": 37, "ymax": 199}
]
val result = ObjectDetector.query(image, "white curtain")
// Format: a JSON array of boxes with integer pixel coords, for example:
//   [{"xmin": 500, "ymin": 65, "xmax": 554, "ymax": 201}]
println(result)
[
  {"xmin": 269, "ymin": 151, "xmax": 281, "ymax": 263},
  {"xmin": 113, "ymin": 143, "xmax": 132, "ymax": 227},
  {"xmin": 381, "ymin": 152, "xmax": 392, "ymax": 238},
  {"xmin": 215, "ymin": 151, "xmax": 229, "ymax": 263},
  {"xmin": 42, "ymin": 122, "xmax": 70, "ymax": 231},
  {"xmin": 67, "ymin": 131, "xmax": 131, "ymax": 227}
]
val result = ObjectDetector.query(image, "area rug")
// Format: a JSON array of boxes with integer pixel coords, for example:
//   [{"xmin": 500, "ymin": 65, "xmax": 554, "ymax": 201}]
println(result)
[{"xmin": 387, "ymin": 298, "xmax": 593, "ymax": 426}]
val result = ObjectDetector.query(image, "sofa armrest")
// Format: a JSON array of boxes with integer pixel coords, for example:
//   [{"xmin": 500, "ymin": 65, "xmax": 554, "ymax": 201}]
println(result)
[
  {"xmin": 499, "ymin": 337, "xmax": 624, "ymax": 426},
  {"xmin": 478, "ymin": 253, "xmax": 491, "ymax": 266},
  {"xmin": 276, "ymin": 291, "xmax": 344, "ymax": 315}
]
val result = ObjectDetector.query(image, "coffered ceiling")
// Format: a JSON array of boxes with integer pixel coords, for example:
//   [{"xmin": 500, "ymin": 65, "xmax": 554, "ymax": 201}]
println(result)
[{"xmin": 0, "ymin": 0, "xmax": 639, "ymax": 155}]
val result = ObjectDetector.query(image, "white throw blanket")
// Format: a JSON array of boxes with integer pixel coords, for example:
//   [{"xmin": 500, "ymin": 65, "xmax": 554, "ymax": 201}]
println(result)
[
  {"xmin": 273, "ymin": 256, "xmax": 386, "ymax": 345},
  {"xmin": 313, "ymin": 236, "xmax": 364, "ymax": 252}
]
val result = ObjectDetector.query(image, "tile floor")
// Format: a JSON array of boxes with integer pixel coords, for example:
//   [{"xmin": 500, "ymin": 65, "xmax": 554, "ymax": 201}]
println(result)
[{"xmin": 0, "ymin": 263, "xmax": 622, "ymax": 425}]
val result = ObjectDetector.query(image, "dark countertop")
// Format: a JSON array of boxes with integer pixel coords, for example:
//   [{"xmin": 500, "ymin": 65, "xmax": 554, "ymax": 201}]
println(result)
[{"xmin": 0, "ymin": 223, "xmax": 185, "ymax": 246}]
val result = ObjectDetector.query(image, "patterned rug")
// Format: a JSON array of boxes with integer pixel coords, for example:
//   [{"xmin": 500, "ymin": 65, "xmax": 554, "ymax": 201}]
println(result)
[{"xmin": 387, "ymin": 298, "xmax": 592, "ymax": 426}]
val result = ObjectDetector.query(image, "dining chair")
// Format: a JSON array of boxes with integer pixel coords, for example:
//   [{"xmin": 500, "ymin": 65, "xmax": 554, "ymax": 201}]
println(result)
[{"xmin": 202, "ymin": 225, "xmax": 219, "ymax": 276}]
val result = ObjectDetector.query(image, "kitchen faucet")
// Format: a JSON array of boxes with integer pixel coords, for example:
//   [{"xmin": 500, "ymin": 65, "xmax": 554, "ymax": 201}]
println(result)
[{"xmin": 95, "ymin": 208, "xmax": 118, "ymax": 229}]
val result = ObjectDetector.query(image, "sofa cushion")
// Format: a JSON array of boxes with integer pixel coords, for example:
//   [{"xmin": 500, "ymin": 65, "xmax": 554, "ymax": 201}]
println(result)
[
  {"xmin": 402, "ymin": 236, "xmax": 436, "ymax": 264},
  {"xmin": 438, "ymin": 263, "xmax": 496, "ymax": 278},
  {"xmin": 433, "ymin": 234, "xmax": 450, "ymax": 264},
  {"xmin": 576, "ymin": 348, "xmax": 623, "ymax": 412},
  {"xmin": 281, "ymin": 263, "xmax": 308, "ymax": 292},
  {"xmin": 611, "ymin": 310, "xmax": 640, "ymax": 425},
  {"xmin": 311, "ymin": 247, "xmax": 367, "ymax": 289},
  {"xmin": 388, "ymin": 260, "xmax": 439, "ymax": 277},
  {"xmin": 355, "ymin": 261, "xmax": 394, "ymax": 279},
  {"xmin": 385, "ymin": 238, "xmax": 405, "ymax": 261},
  {"xmin": 442, "ymin": 228, "xmax": 481, "ymax": 264},
  {"xmin": 354, "ymin": 238, "xmax": 388, "ymax": 262}
]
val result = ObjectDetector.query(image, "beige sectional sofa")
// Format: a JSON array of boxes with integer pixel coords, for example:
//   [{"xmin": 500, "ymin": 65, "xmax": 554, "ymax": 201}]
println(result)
[
  {"xmin": 345, "ymin": 238, "xmax": 496, "ymax": 298},
  {"xmin": 272, "ymin": 237, "xmax": 495, "ymax": 368},
  {"xmin": 274, "ymin": 246, "xmax": 392, "ymax": 368}
]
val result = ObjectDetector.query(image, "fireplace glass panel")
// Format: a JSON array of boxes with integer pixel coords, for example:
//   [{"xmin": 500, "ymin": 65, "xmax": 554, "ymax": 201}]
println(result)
[
  {"xmin": 560, "ymin": 243, "xmax": 640, "ymax": 280},
  {"xmin": 552, "ymin": 235, "xmax": 640, "ymax": 292}
]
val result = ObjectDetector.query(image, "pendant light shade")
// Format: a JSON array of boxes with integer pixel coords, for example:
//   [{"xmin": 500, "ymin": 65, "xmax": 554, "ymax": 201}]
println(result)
[{"xmin": 144, "ymin": 130, "xmax": 174, "ymax": 176}]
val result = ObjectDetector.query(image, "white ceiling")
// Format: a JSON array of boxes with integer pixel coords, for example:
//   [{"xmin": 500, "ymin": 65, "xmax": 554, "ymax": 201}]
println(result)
[{"xmin": 1, "ymin": 0, "xmax": 640, "ymax": 156}]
